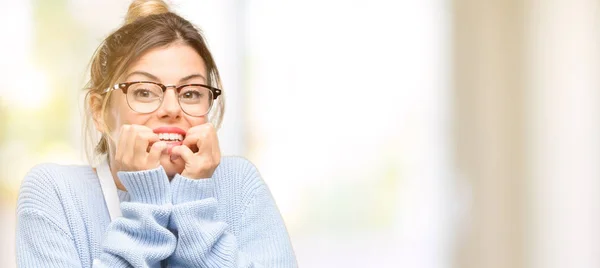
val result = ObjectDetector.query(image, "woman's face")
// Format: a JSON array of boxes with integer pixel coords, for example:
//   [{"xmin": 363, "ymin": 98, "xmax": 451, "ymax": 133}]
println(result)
[{"xmin": 106, "ymin": 43, "xmax": 209, "ymax": 177}]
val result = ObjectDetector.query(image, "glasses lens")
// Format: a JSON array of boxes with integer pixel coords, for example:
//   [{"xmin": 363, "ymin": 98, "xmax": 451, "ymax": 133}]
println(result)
[
  {"xmin": 179, "ymin": 85, "xmax": 213, "ymax": 116},
  {"xmin": 126, "ymin": 82, "xmax": 163, "ymax": 113}
]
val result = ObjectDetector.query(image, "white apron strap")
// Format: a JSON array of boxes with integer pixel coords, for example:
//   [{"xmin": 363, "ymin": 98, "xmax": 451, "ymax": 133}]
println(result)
[{"xmin": 96, "ymin": 158, "xmax": 122, "ymax": 221}]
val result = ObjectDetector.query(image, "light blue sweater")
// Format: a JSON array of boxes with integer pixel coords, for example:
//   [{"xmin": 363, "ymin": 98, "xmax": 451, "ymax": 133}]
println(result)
[{"xmin": 16, "ymin": 156, "xmax": 297, "ymax": 267}]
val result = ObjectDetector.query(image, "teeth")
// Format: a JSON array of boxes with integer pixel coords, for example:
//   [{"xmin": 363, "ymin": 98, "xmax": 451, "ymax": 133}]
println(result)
[{"xmin": 158, "ymin": 133, "xmax": 183, "ymax": 141}]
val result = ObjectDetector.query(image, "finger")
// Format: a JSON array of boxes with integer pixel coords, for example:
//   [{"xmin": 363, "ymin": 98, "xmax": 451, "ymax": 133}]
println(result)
[
  {"xmin": 182, "ymin": 131, "xmax": 199, "ymax": 148},
  {"xmin": 130, "ymin": 125, "xmax": 159, "ymax": 149},
  {"xmin": 171, "ymin": 145, "xmax": 194, "ymax": 163},
  {"xmin": 200, "ymin": 124, "xmax": 219, "ymax": 157},
  {"xmin": 193, "ymin": 134, "xmax": 203, "ymax": 154},
  {"xmin": 183, "ymin": 123, "xmax": 213, "ymax": 153},
  {"xmin": 182, "ymin": 123, "xmax": 210, "ymax": 145},
  {"xmin": 198, "ymin": 132, "xmax": 213, "ymax": 156},
  {"xmin": 147, "ymin": 141, "xmax": 167, "ymax": 165},
  {"xmin": 212, "ymin": 134, "xmax": 221, "ymax": 162},
  {"xmin": 133, "ymin": 131, "xmax": 160, "ymax": 157},
  {"xmin": 181, "ymin": 133, "xmax": 200, "ymax": 153}
]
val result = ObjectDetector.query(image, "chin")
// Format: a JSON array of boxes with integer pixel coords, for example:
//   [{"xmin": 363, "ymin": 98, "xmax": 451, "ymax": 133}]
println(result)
[{"xmin": 159, "ymin": 154, "xmax": 184, "ymax": 179}]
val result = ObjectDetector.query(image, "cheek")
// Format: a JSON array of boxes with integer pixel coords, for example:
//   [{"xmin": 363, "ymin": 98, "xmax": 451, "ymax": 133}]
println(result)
[
  {"xmin": 185, "ymin": 115, "xmax": 208, "ymax": 126},
  {"xmin": 106, "ymin": 97, "xmax": 150, "ymax": 137},
  {"xmin": 114, "ymin": 94, "xmax": 153, "ymax": 123}
]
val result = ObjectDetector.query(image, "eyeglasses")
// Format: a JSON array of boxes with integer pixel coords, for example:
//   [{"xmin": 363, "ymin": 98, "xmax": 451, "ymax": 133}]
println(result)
[{"xmin": 104, "ymin": 81, "xmax": 222, "ymax": 117}]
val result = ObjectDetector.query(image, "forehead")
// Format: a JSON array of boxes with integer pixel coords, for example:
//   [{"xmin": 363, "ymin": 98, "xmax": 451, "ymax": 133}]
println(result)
[{"xmin": 125, "ymin": 43, "xmax": 207, "ymax": 82}]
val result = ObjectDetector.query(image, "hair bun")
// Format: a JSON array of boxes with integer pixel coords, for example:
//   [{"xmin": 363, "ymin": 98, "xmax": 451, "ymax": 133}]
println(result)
[{"xmin": 125, "ymin": 0, "xmax": 170, "ymax": 25}]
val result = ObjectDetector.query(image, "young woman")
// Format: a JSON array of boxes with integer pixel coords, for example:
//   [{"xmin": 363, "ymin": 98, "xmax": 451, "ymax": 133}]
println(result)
[{"xmin": 16, "ymin": 0, "xmax": 297, "ymax": 267}]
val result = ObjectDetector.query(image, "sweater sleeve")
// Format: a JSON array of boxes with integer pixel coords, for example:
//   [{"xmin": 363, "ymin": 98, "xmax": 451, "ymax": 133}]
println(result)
[
  {"xmin": 16, "ymin": 209, "xmax": 82, "ymax": 267},
  {"xmin": 94, "ymin": 166, "xmax": 176, "ymax": 267},
  {"xmin": 16, "ymin": 164, "xmax": 177, "ymax": 268},
  {"xmin": 166, "ymin": 169, "xmax": 298, "ymax": 267}
]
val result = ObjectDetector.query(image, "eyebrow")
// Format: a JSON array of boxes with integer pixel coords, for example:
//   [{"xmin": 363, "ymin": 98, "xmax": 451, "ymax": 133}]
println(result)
[
  {"xmin": 179, "ymin": 74, "xmax": 206, "ymax": 83},
  {"xmin": 126, "ymin": 71, "xmax": 207, "ymax": 84}
]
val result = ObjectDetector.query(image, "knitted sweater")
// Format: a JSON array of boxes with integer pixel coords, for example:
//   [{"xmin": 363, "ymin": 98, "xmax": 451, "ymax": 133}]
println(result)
[{"xmin": 16, "ymin": 156, "xmax": 297, "ymax": 267}]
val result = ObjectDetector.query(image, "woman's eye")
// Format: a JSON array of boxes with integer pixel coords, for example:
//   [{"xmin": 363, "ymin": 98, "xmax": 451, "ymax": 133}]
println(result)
[
  {"xmin": 182, "ymin": 91, "xmax": 203, "ymax": 99},
  {"xmin": 134, "ymin": 89, "xmax": 155, "ymax": 98}
]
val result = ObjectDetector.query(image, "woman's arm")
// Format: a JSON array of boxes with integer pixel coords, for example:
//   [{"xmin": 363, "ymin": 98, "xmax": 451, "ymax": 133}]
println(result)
[
  {"xmin": 95, "ymin": 167, "xmax": 176, "ymax": 267},
  {"xmin": 94, "ymin": 124, "xmax": 175, "ymax": 267},
  {"xmin": 16, "ymin": 207, "xmax": 81, "ymax": 267},
  {"xmin": 16, "ymin": 164, "xmax": 176, "ymax": 268},
  {"xmin": 166, "ymin": 166, "xmax": 298, "ymax": 268}
]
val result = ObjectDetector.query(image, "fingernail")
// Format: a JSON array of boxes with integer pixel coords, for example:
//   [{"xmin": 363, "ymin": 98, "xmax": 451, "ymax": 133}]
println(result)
[{"xmin": 170, "ymin": 155, "xmax": 179, "ymax": 161}]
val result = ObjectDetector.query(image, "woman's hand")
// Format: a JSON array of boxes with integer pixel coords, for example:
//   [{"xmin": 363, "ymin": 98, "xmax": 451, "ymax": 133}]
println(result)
[
  {"xmin": 171, "ymin": 123, "xmax": 221, "ymax": 179},
  {"xmin": 114, "ymin": 124, "xmax": 167, "ymax": 172}
]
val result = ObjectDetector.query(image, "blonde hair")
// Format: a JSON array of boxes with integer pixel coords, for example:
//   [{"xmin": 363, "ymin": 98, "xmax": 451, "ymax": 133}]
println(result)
[
  {"xmin": 83, "ymin": 0, "xmax": 225, "ymax": 165},
  {"xmin": 125, "ymin": 0, "xmax": 170, "ymax": 24}
]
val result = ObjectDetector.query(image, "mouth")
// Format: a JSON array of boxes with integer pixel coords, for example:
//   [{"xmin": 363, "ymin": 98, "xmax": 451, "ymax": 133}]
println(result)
[{"xmin": 152, "ymin": 127, "xmax": 187, "ymax": 154}]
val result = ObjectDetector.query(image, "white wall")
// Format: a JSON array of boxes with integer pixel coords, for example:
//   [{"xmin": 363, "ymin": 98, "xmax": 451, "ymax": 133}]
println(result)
[
  {"xmin": 527, "ymin": 0, "xmax": 600, "ymax": 267},
  {"xmin": 243, "ymin": 0, "xmax": 454, "ymax": 267}
]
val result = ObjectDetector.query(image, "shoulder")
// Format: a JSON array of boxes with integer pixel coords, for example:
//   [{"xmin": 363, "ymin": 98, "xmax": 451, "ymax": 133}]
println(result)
[
  {"xmin": 217, "ymin": 156, "xmax": 259, "ymax": 177},
  {"xmin": 18, "ymin": 163, "xmax": 97, "ymax": 213},
  {"xmin": 214, "ymin": 156, "xmax": 267, "ymax": 199},
  {"xmin": 19, "ymin": 163, "xmax": 68, "ymax": 199},
  {"xmin": 217, "ymin": 156, "xmax": 263, "ymax": 183},
  {"xmin": 20, "ymin": 163, "xmax": 96, "ymax": 190}
]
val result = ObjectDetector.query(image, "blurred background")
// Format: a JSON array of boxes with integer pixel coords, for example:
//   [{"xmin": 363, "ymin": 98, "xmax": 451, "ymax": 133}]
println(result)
[{"xmin": 0, "ymin": 0, "xmax": 599, "ymax": 267}]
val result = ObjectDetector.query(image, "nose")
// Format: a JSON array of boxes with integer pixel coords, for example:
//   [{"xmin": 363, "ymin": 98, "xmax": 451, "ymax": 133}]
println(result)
[{"xmin": 156, "ymin": 86, "xmax": 182, "ymax": 119}]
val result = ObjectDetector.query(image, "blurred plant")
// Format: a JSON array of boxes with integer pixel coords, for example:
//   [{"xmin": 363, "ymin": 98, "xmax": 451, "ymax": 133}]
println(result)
[
  {"xmin": 0, "ymin": 0, "xmax": 90, "ymax": 198},
  {"xmin": 24, "ymin": 0, "xmax": 87, "ymax": 152}
]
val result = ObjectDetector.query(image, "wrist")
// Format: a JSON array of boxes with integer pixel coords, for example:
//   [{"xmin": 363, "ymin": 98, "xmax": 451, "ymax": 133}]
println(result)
[
  {"xmin": 181, "ymin": 169, "xmax": 214, "ymax": 180},
  {"xmin": 171, "ymin": 174, "xmax": 215, "ymax": 204},
  {"xmin": 117, "ymin": 166, "xmax": 171, "ymax": 204}
]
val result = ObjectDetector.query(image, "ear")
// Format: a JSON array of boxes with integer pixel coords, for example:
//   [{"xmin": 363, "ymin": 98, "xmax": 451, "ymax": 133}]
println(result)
[{"xmin": 89, "ymin": 93, "xmax": 108, "ymax": 133}]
